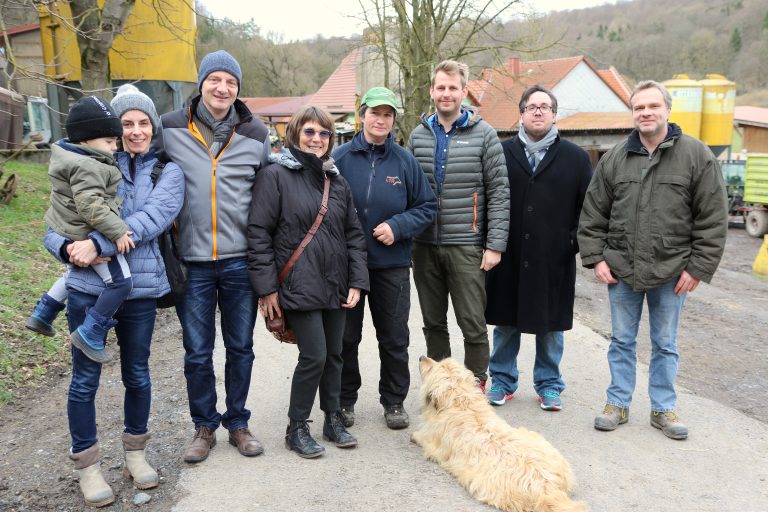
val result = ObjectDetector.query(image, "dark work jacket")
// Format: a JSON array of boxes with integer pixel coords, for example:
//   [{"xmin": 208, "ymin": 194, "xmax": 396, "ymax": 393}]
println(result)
[
  {"xmin": 247, "ymin": 149, "xmax": 369, "ymax": 311},
  {"xmin": 333, "ymin": 132, "xmax": 437, "ymax": 269},
  {"xmin": 485, "ymin": 136, "xmax": 592, "ymax": 334}
]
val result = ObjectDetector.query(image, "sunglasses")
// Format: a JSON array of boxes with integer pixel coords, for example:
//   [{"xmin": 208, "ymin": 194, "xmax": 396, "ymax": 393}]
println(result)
[{"xmin": 302, "ymin": 128, "xmax": 332, "ymax": 140}]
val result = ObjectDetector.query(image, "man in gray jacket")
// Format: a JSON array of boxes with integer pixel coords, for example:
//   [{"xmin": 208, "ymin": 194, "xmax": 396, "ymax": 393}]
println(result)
[
  {"xmin": 155, "ymin": 50, "xmax": 270, "ymax": 461},
  {"xmin": 578, "ymin": 80, "xmax": 727, "ymax": 440},
  {"xmin": 408, "ymin": 60, "xmax": 509, "ymax": 388}
]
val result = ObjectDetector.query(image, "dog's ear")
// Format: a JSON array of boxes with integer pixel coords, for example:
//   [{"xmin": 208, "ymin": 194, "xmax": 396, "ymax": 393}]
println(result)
[{"xmin": 425, "ymin": 389, "xmax": 444, "ymax": 411}]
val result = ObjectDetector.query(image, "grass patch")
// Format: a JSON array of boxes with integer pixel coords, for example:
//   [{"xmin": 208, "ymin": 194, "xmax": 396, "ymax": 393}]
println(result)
[{"xmin": 0, "ymin": 159, "xmax": 68, "ymax": 406}]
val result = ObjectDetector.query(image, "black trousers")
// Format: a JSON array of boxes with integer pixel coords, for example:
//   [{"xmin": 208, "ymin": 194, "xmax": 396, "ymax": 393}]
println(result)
[
  {"xmin": 340, "ymin": 267, "xmax": 411, "ymax": 407},
  {"xmin": 285, "ymin": 308, "xmax": 346, "ymax": 421}
]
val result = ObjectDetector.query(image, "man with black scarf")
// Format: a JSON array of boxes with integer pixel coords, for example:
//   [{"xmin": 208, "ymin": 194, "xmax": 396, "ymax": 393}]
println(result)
[
  {"xmin": 485, "ymin": 85, "xmax": 592, "ymax": 412},
  {"xmin": 154, "ymin": 50, "xmax": 270, "ymax": 463}
]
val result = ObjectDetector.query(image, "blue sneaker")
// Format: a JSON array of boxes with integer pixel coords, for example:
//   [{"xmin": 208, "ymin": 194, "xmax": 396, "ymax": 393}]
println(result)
[
  {"xmin": 538, "ymin": 390, "xmax": 562, "ymax": 411},
  {"xmin": 486, "ymin": 387, "xmax": 514, "ymax": 406}
]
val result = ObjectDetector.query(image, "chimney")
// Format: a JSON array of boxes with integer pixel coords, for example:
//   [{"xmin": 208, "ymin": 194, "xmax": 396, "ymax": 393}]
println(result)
[{"xmin": 509, "ymin": 56, "xmax": 521, "ymax": 76}]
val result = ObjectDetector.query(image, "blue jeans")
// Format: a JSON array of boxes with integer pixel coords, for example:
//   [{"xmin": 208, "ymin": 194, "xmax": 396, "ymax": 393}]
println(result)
[
  {"xmin": 66, "ymin": 291, "xmax": 156, "ymax": 453},
  {"xmin": 177, "ymin": 258, "xmax": 256, "ymax": 431},
  {"xmin": 606, "ymin": 279, "xmax": 686, "ymax": 412},
  {"xmin": 489, "ymin": 325, "xmax": 565, "ymax": 396}
]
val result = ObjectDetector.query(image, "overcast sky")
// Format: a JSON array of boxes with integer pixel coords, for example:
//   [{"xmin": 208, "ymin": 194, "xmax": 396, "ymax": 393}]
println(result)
[{"xmin": 200, "ymin": 0, "xmax": 619, "ymax": 42}]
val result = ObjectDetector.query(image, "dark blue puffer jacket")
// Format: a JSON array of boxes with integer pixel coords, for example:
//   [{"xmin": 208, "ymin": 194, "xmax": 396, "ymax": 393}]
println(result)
[{"xmin": 333, "ymin": 132, "xmax": 437, "ymax": 269}]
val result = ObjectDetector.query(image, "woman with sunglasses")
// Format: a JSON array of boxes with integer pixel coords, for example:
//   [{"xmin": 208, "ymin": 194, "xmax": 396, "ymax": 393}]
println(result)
[{"xmin": 247, "ymin": 105, "xmax": 369, "ymax": 458}]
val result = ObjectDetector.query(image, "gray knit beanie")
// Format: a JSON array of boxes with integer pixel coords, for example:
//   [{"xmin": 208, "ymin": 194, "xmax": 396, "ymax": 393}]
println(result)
[
  {"xmin": 110, "ymin": 84, "xmax": 159, "ymax": 133},
  {"xmin": 197, "ymin": 50, "xmax": 241, "ymax": 93}
]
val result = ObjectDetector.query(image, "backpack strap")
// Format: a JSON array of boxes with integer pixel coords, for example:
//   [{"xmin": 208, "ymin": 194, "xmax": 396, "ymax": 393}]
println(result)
[{"xmin": 150, "ymin": 161, "xmax": 166, "ymax": 187}]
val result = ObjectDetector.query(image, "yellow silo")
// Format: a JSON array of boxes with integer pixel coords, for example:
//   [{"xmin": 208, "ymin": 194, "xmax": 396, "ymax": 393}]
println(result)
[
  {"xmin": 663, "ymin": 75, "xmax": 703, "ymax": 139},
  {"xmin": 699, "ymin": 74, "xmax": 736, "ymax": 149}
]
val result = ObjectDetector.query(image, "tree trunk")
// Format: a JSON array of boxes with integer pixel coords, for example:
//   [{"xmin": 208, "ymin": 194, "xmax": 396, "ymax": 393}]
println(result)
[{"xmin": 68, "ymin": 0, "xmax": 136, "ymax": 98}]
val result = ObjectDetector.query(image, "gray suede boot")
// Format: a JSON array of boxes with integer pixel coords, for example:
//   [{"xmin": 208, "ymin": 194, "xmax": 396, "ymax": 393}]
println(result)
[
  {"xmin": 122, "ymin": 432, "xmax": 159, "ymax": 489},
  {"xmin": 69, "ymin": 443, "xmax": 115, "ymax": 508}
]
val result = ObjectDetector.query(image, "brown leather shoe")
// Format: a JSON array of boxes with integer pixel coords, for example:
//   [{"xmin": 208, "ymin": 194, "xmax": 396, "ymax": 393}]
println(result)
[
  {"xmin": 228, "ymin": 428, "xmax": 265, "ymax": 457},
  {"xmin": 183, "ymin": 426, "xmax": 216, "ymax": 463}
]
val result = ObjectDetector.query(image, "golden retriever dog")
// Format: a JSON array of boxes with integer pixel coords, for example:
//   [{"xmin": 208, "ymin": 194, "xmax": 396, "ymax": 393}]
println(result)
[{"xmin": 411, "ymin": 356, "xmax": 587, "ymax": 512}]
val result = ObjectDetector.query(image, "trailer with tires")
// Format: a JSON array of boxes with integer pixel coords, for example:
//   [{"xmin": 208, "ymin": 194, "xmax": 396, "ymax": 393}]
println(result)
[{"xmin": 741, "ymin": 154, "xmax": 768, "ymax": 238}]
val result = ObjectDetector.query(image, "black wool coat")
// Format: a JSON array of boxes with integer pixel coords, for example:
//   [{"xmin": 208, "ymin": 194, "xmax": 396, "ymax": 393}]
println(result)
[
  {"xmin": 247, "ymin": 151, "xmax": 369, "ymax": 311},
  {"xmin": 485, "ymin": 135, "xmax": 592, "ymax": 334}
]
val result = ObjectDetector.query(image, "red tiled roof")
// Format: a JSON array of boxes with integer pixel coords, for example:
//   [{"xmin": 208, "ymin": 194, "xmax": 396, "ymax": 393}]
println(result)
[
  {"xmin": 470, "ymin": 56, "xmax": 584, "ymax": 130},
  {"xmin": 241, "ymin": 97, "xmax": 298, "ymax": 112},
  {"xmin": 308, "ymin": 48, "xmax": 363, "ymax": 114},
  {"xmin": 0, "ymin": 23, "xmax": 39, "ymax": 37},
  {"xmin": 734, "ymin": 106, "xmax": 768, "ymax": 127},
  {"xmin": 598, "ymin": 67, "xmax": 632, "ymax": 106},
  {"xmin": 250, "ymin": 95, "xmax": 314, "ymax": 117},
  {"xmin": 556, "ymin": 112, "xmax": 634, "ymax": 131},
  {"xmin": 470, "ymin": 56, "xmax": 631, "ymax": 131}
]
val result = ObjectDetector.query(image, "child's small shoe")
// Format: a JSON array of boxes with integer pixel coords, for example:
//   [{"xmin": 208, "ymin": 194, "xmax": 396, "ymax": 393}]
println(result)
[
  {"xmin": 70, "ymin": 310, "xmax": 116, "ymax": 364},
  {"xmin": 25, "ymin": 293, "xmax": 66, "ymax": 337}
]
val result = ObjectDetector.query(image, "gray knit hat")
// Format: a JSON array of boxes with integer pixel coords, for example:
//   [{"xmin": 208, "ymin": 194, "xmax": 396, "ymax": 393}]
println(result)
[
  {"xmin": 110, "ymin": 84, "xmax": 159, "ymax": 133},
  {"xmin": 197, "ymin": 50, "xmax": 241, "ymax": 93}
]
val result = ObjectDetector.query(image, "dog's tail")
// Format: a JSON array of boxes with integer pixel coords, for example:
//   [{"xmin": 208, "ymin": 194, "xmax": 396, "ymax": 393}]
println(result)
[{"xmin": 539, "ymin": 490, "xmax": 589, "ymax": 512}]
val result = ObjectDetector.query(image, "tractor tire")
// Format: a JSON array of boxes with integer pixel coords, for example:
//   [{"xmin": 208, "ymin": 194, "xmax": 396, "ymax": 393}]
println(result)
[{"xmin": 745, "ymin": 210, "xmax": 768, "ymax": 238}]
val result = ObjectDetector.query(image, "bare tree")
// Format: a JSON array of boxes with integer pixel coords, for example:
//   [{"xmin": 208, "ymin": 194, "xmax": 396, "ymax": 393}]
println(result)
[
  {"xmin": 20, "ymin": 0, "xmax": 139, "ymax": 98},
  {"xmin": 357, "ymin": 0, "xmax": 529, "ymax": 135}
]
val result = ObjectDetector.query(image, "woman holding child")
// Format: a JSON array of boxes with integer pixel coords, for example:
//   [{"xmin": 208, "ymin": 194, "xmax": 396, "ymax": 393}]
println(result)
[{"xmin": 43, "ymin": 85, "xmax": 184, "ymax": 507}]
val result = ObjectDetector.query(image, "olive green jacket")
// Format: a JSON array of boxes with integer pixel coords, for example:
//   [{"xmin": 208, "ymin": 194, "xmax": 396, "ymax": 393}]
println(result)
[
  {"xmin": 44, "ymin": 141, "xmax": 128, "ymax": 242},
  {"xmin": 577, "ymin": 123, "xmax": 727, "ymax": 291}
]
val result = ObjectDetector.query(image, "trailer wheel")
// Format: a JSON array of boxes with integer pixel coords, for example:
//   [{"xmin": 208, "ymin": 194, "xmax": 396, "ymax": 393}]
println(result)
[{"xmin": 745, "ymin": 210, "xmax": 768, "ymax": 238}]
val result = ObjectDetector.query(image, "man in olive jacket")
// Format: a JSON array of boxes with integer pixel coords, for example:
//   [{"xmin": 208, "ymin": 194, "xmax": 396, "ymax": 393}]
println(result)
[
  {"xmin": 578, "ymin": 80, "xmax": 727, "ymax": 440},
  {"xmin": 408, "ymin": 60, "xmax": 509, "ymax": 386}
]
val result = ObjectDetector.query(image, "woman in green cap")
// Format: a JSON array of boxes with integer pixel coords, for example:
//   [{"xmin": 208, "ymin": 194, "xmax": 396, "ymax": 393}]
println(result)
[{"xmin": 332, "ymin": 87, "xmax": 437, "ymax": 430}]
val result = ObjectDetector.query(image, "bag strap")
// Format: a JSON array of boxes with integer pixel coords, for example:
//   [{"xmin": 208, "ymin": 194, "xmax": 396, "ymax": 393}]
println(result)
[{"xmin": 276, "ymin": 174, "xmax": 331, "ymax": 285}]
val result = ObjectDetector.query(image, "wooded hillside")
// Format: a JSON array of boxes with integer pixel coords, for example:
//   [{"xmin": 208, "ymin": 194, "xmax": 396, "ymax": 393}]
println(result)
[{"xmin": 196, "ymin": 0, "xmax": 767, "ymax": 103}]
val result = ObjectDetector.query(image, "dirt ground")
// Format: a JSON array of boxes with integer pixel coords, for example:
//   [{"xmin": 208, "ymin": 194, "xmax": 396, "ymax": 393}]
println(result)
[
  {"xmin": 573, "ymin": 225, "xmax": 768, "ymax": 424},
  {"xmin": 0, "ymin": 225, "xmax": 766, "ymax": 511}
]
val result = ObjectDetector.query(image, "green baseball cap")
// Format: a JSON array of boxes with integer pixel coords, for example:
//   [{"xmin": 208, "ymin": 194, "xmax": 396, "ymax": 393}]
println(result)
[{"xmin": 362, "ymin": 87, "xmax": 398, "ymax": 110}]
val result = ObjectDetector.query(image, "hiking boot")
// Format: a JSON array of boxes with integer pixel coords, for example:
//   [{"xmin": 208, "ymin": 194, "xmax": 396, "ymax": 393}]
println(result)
[
  {"xmin": 594, "ymin": 404, "xmax": 629, "ymax": 431},
  {"xmin": 70, "ymin": 310, "xmax": 116, "ymax": 364},
  {"xmin": 183, "ymin": 426, "xmax": 216, "ymax": 463},
  {"xmin": 340, "ymin": 405, "xmax": 355, "ymax": 427},
  {"xmin": 228, "ymin": 428, "xmax": 265, "ymax": 456},
  {"xmin": 69, "ymin": 443, "xmax": 115, "ymax": 508},
  {"xmin": 383, "ymin": 403, "xmax": 410, "ymax": 430},
  {"xmin": 651, "ymin": 411, "xmax": 688, "ymax": 440},
  {"xmin": 122, "ymin": 432, "xmax": 158, "ymax": 490},
  {"xmin": 25, "ymin": 293, "xmax": 66, "ymax": 337},
  {"xmin": 286, "ymin": 420, "xmax": 325, "ymax": 458},
  {"xmin": 323, "ymin": 411, "xmax": 358, "ymax": 447},
  {"xmin": 538, "ymin": 390, "xmax": 562, "ymax": 411},
  {"xmin": 487, "ymin": 387, "xmax": 514, "ymax": 406}
]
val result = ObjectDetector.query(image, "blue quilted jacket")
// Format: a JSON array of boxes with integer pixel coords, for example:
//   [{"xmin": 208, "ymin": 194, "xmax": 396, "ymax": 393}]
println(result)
[{"xmin": 44, "ymin": 150, "xmax": 185, "ymax": 299}]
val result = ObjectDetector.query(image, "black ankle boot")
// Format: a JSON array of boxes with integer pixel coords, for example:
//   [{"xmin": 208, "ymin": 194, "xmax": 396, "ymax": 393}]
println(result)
[
  {"xmin": 322, "ymin": 411, "xmax": 358, "ymax": 448},
  {"xmin": 285, "ymin": 420, "xmax": 325, "ymax": 459}
]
